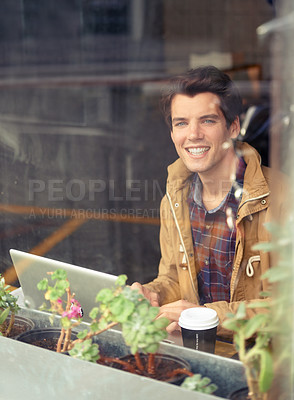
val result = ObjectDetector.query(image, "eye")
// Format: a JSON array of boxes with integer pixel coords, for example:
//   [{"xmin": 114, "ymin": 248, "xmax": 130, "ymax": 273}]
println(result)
[
  {"xmin": 174, "ymin": 121, "xmax": 187, "ymax": 127},
  {"xmin": 203, "ymin": 119, "xmax": 215, "ymax": 124}
]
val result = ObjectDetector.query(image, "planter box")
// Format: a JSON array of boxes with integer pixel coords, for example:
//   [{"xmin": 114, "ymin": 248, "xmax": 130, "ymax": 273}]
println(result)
[{"xmin": 0, "ymin": 307, "xmax": 246, "ymax": 400}]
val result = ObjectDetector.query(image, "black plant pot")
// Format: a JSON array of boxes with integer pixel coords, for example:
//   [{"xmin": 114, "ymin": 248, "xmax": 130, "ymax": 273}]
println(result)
[
  {"xmin": 229, "ymin": 387, "xmax": 249, "ymax": 400},
  {"xmin": 17, "ymin": 328, "xmax": 78, "ymax": 352},
  {"xmin": 103, "ymin": 353, "xmax": 191, "ymax": 385},
  {"xmin": 3, "ymin": 315, "xmax": 35, "ymax": 339}
]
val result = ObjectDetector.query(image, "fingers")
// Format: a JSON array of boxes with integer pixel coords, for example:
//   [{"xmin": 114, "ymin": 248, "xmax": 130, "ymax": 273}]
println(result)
[
  {"xmin": 130, "ymin": 282, "xmax": 143, "ymax": 293},
  {"xmin": 166, "ymin": 321, "xmax": 180, "ymax": 333},
  {"xmin": 130, "ymin": 282, "xmax": 159, "ymax": 307},
  {"xmin": 148, "ymin": 291, "xmax": 160, "ymax": 307},
  {"xmin": 158, "ymin": 300, "xmax": 192, "ymax": 320}
]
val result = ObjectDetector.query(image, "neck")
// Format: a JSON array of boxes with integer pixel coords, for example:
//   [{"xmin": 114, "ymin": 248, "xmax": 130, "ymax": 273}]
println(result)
[{"xmin": 199, "ymin": 152, "xmax": 239, "ymax": 211}]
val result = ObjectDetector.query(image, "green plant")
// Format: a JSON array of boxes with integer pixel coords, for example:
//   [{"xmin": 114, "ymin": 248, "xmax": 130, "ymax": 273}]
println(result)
[
  {"xmin": 37, "ymin": 269, "xmax": 83, "ymax": 353},
  {"xmin": 257, "ymin": 221, "xmax": 293, "ymax": 399},
  {"xmin": 0, "ymin": 274, "xmax": 20, "ymax": 337},
  {"xmin": 38, "ymin": 271, "xmax": 171, "ymax": 369},
  {"xmin": 223, "ymin": 301, "xmax": 273, "ymax": 400},
  {"xmin": 37, "ymin": 270, "xmax": 218, "ymax": 394},
  {"xmin": 180, "ymin": 373, "xmax": 218, "ymax": 394},
  {"xmin": 223, "ymin": 220, "xmax": 293, "ymax": 400}
]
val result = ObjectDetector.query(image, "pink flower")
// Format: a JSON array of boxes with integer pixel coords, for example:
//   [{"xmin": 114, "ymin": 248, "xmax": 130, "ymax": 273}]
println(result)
[
  {"xmin": 71, "ymin": 299, "xmax": 81, "ymax": 308},
  {"xmin": 62, "ymin": 299, "xmax": 83, "ymax": 319},
  {"xmin": 70, "ymin": 299, "xmax": 83, "ymax": 317}
]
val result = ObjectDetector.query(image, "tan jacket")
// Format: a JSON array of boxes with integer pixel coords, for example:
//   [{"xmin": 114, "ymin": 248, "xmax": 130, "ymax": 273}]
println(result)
[{"xmin": 145, "ymin": 142, "xmax": 286, "ymax": 336}]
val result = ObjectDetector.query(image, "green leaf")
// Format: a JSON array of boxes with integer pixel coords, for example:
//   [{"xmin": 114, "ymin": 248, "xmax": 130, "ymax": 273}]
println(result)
[
  {"xmin": 262, "ymin": 268, "xmax": 289, "ymax": 283},
  {"xmin": 110, "ymin": 297, "xmax": 134, "ymax": 322},
  {"xmin": 261, "ymin": 222, "xmax": 279, "ymax": 234},
  {"xmin": 148, "ymin": 307, "xmax": 160, "ymax": 319},
  {"xmin": 137, "ymin": 302, "xmax": 148, "ymax": 316},
  {"xmin": 252, "ymin": 242, "xmax": 273, "ymax": 252},
  {"xmin": 60, "ymin": 317, "xmax": 71, "ymax": 329},
  {"xmin": 222, "ymin": 319, "xmax": 240, "ymax": 332},
  {"xmin": 180, "ymin": 374, "xmax": 218, "ymax": 394},
  {"xmin": 90, "ymin": 322, "xmax": 99, "ymax": 332},
  {"xmin": 258, "ymin": 349, "xmax": 274, "ymax": 393},
  {"xmin": 0, "ymin": 308, "xmax": 10, "ymax": 324},
  {"xmin": 153, "ymin": 317, "xmax": 169, "ymax": 330},
  {"xmin": 51, "ymin": 269, "xmax": 67, "ymax": 281},
  {"xmin": 181, "ymin": 374, "xmax": 202, "ymax": 390},
  {"xmin": 258, "ymin": 291, "xmax": 271, "ymax": 298},
  {"xmin": 55, "ymin": 280, "xmax": 69, "ymax": 293},
  {"xmin": 236, "ymin": 303, "xmax": 246, "ymax": 319},
  {"xmin": 49, "ymin": 314, "xmax": 55, "ymax": 325},
  {"xmin": 144, "ymin": 343, "xmax": 159, "ymax": 354},
  {"xmin": 89, "ymin": 307, "xmax": 99, "ymax": 320},
  {"xmin": 243, "ymin": 314, "xmax": 268, "ymax": 339},
  {"xmin": 39, "ymin": 302, "xmax": 48, "ymax": 312},
  {"xmin": 96, "ymin": 288, "xmax": 113, "ymax": 303},
  {"xmin": 247, "ymin": 301, "xmax": 270, "ymax": 309},
  {"xmin": 49, "ymin": 289, "xmax": 61, "ymax": 301},
  {"xmin": 37, "ymin": 278, "xmax": 48, "ymax": 291},
  {"xmin": 123, "ymin": 331, "xmax": 136, "ymax": 347},
  {"xmin": 234, "ymin": 334, "xmax": 241, "ymax": 351},
  {"xmin": 89, "ymin": 343, "xmax": 99, "ymax": 357},
  {"xmin": 198, "ymin": 377, "xmax": 211, "ymax": 387},
  {"xmin": 255, "ymin": 332, "xmax": 271, "ymax": 348},
  {"xmin": 97, "ymin": 318, "xmax": 108, "ymax": 331},
  {"xmin": 203, "ymin": 384, "xmax": 218, "ymax": 394},
  {"xmin": 115, "ymin": 274, "xmax": 127, "ymax": 287},
  {"xmin": 77, "ymin": 329, "xmax": 88, "ymax": 339},
  {"xmin": 69, "ymin": 340, "xmax": 100, "ymax": 362}
]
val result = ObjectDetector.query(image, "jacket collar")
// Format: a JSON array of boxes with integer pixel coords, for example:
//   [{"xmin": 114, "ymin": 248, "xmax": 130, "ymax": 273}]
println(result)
[{"xmin": 166, "ymin": 141, "xmax": 270, "ymax": 201}]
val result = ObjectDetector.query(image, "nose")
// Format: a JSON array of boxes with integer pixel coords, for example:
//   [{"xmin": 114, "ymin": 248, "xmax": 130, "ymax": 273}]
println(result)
[{"xmin": 188, "ymin": 121, "xmax": 203, "ymax": 140}]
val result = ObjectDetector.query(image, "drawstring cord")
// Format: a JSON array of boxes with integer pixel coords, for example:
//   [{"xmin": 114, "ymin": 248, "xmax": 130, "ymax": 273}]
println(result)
[{"xmin": 246, "ymin": 255, "xmax": 260, "ymax": 277}]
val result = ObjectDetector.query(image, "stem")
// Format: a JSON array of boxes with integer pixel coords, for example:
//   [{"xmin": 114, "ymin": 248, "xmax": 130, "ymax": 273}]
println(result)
[
  {"xmin": 247, "ymin": 376, "xmax": 264, "ymax": 400},
  {"xmin": 68, "ymin": 321, "xmax": 118, "ymax": 350},
  {"xmin": 56, "ymin": 328, "xmax": 65, "ymax": 353},
  {"xmin": 134, "ymin": 352, "xmax": 144, "ymax": 371},
  {"xmin": 167, "ymin": 368, "xmax": 194, "ymax": 378},
  {"xmin": 99, "ymin": 356, "xmax": 137, "ymax": 373},
  {"xmin": 65, "ymin": 287, "xmax": 71, "ymax": 312},
  {"xmin": 238, "ymin": 332, "xmax": 264, "ymax": 400},
  {"xmin": 5, "ymin": 312, "xmax": 15, "ymax": 337},
  {"xmin": 237, "ymin": 331, "xmax": 246, "ymax": 365},
  {"xmin": 147, "ymin": 353, "xmax": 155, "ymax": 375},
  {"xmin": 62, "ymin": 328, "xmax": 72, "ymax": 352},
  {"xmin": 57, "ymin": 284, "xmax": 72, "ymax": 353}
]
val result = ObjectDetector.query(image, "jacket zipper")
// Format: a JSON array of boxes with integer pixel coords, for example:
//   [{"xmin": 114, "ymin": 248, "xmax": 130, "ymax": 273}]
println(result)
[{"xmin": 238, "ymin": 192, "xmax": 270, "ymax": 212}]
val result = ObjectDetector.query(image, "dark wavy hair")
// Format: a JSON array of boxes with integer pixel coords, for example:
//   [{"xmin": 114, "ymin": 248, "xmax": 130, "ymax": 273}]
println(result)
[{"xmin": 161, "ymin": 66, "xmax": 243, "ymax": 130}]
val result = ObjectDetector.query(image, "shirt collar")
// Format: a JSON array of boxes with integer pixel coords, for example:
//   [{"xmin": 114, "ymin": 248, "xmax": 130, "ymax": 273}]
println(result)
[{"xmin": 191, "ymin": 157, "xmax": 246, "ymax": 212}]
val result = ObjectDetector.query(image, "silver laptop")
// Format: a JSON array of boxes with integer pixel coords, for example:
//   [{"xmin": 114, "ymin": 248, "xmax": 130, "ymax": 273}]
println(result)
[{"xmin": 9, "ymin": 249, "xmax": 118, "ymax": 323}]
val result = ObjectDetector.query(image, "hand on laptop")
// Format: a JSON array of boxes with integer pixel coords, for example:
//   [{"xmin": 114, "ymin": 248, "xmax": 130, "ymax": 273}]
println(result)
[{"xmin": 130, "ymin": 282, "xmax": 159, "ymax": 307}]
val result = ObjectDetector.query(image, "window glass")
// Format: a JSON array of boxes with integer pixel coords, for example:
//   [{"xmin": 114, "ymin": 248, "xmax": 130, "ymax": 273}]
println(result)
[{"xmin": 0, "ymin": 0, "xmax": 275, "ymax": 288}]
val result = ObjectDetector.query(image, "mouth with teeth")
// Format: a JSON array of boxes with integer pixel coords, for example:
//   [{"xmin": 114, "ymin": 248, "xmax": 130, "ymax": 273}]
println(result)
[{"xmin": 186, "ymin": 147, "xmax": 209, "ymax": 156}]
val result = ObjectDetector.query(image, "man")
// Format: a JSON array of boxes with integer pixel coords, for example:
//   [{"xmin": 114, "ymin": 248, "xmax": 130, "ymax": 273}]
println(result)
[{"xmin": 131, "ymin": 66, "xmax": 285, "ymax": 337}]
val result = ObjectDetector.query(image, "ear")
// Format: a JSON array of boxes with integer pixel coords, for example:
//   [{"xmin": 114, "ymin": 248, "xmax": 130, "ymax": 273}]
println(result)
[{"xmin": 230, "ymin": 117, "xmax": 240, "ymax": 139}]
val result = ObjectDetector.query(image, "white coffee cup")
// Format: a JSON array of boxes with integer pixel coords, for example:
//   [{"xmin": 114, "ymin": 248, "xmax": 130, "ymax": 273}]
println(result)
[{"xmin": 179, "ymin": 308, "xmax": 219, "ymax": 353}]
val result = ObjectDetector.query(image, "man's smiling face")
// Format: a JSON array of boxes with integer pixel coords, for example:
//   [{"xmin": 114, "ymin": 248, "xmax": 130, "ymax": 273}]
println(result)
[{"xmin": 170, "ymin": 92, "xmax": 240, "ymax": 178}]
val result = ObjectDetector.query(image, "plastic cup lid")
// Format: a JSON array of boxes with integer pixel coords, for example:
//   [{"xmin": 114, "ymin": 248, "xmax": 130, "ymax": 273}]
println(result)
[{"xmin": 178, "ymin": 307, "xmax": 219, "ymax": 330}]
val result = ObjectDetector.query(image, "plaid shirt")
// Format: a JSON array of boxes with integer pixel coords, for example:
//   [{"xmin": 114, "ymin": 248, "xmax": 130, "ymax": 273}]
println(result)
[{"xmin": 188, "ymin": 157, "xmax": 246, "ymax": 305}]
